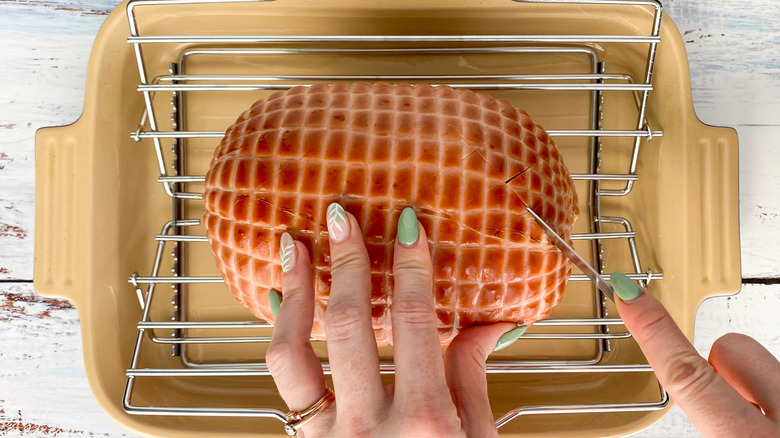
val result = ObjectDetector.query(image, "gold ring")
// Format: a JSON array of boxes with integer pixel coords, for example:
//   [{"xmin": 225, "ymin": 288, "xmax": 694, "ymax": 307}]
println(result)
[{"xmin": 284, "ymin": 388, "xmax": 335, "ymax": 436}]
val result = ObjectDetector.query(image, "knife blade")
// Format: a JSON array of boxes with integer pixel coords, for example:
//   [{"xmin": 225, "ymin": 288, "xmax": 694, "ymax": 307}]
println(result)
[{"xmin": 524, "ymin": 205, "xmax": 615, "ymax": 302}]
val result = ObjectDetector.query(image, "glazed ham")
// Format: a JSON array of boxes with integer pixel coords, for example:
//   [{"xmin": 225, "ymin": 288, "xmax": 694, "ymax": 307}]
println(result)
[{"xmin": 204, "ymin": 82, "xmax": 578, "ymax": 346}]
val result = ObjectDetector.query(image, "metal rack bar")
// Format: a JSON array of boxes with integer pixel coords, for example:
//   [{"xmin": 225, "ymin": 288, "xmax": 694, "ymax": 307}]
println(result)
[
  {"xmin": 169, "ymin": 60, "xmax": 186, "ymax": 357},
  {"xmin": 130, "ymin": 272, "xmax": 663, "ymax": 284},
  {"xmin": 571, "ymin": 174, "xmax": 638, "ymax": 180},
  {"xmin": 128, "ymin": 363, "xmax": 656, "ymax": 377},
  {"xmin": 175, "ymin": 46, "xmax": 604, "ymax": 66},
  {"xmin": 170, "ymin": 192, "xmax": 202, "ymax": 200},
  {"xmin": 151, "ymin": 331, "xmax": 633, "ymax": 345},
  {"xmin": 494, "ymin": 391, "xmax": 669, "ymax": 429},
  {"xmin": 153, "ymin": 231, "xmax": 636, "ymax": 242},
  {"xmin": 124, "ymin": 405, "xmax": 287, "ymax": 419},
  {"xmin": 129, "ymin": 35, "xmax": 661, "ymax": 44},
  {"xmin": 156, "ymin": 73, "xmax": 636, "ymax": 81},
  {"xmin": 138, "ymin": 318, "xmax": 627, "ymax": 330},
  {"xmin": 140, "ymin": 321, "xmax": 274, "ymax": 328},
  {"xmin": 181, "ymin": 46, "xmax": 600, "ymax": 55},
  {"xmin": 139, "ymin": 83, "xmax": 653, "ymax": 92},
  {"xmin": 138, "ymin": 316, "xmax": 633, "ymax": 347},
  {"xmin": 155, "ymin": 174, "xmax": 640, "ymax": 184},
  {"xmin": 135, "ymin": 129, "xmax": 663, "ymax": 139}
]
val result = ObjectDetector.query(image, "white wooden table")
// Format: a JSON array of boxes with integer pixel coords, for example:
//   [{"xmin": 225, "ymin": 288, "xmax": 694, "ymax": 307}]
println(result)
[{"xmin": 1, "ymin": 0, "xmax": 778, "ymax": 436}]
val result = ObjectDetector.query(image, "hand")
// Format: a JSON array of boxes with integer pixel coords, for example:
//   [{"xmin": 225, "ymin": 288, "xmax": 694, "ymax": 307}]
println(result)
[
  {"xmin": 611, "ymin": 273, "xmax": 780, "ymax": 437},
  {"xmin": 267, "ymin": 204, "xmax": 518, "ymax": 437}
]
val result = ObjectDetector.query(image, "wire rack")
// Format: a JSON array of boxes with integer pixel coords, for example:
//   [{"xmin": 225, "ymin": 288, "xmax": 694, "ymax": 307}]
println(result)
[{"xmin": 123, "ymin": 0, "xmax": 668, "ymax": 430}]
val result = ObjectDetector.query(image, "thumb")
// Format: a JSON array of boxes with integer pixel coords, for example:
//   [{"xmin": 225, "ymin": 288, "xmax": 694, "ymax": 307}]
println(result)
[{"xmin": 443, "ymin": 323, "xmax": 522, "ymax": 438}]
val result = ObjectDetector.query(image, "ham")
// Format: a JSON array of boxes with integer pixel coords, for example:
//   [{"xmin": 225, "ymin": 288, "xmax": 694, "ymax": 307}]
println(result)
[{"xmin": 203, "ymin": 82, "xmax": 578, "ymax": 346}]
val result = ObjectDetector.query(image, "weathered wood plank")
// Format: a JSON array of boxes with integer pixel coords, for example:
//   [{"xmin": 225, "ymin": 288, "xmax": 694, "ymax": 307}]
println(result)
[
  {"xmin": 0, "ymin": 283, "xmax": 133, "ymax": 437},
  {"xmin": 738, "ymin": 126, "xmax": 780, "ymax": 278},
  {"xmin": 0, "ymin": 0, "xmax": 113, "ymax": 280},
  {"xmin": 0, "ymin": 125, "xmax": 35, "ymax": 280},
  {"xmin": 662, "ymin": 0, "xmax": 780, "ymax": 127}
]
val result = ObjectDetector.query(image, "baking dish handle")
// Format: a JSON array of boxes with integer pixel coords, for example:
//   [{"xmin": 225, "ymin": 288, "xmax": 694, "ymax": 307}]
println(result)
[
  {"xmin": 34, "ymin": 120, "xmax": 91, "ymax": 305},
  {"xmin": 687, "ymin": 123, "xmax": 741, "ymax": 305}
]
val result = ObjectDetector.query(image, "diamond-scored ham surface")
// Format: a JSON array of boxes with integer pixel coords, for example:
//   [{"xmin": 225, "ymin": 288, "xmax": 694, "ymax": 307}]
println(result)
[{"xmin": 204, "ymin": 82, "xmax": 579, "ymax": 346}]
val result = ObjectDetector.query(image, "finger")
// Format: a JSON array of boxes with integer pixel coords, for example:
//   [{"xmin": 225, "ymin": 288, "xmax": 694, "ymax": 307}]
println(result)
[
  {"xmin": 391, "ymin": 208, "xmax": 449, "ymax": 403},
  {"xmin": 267, "ymin": 236, "xmax": 328, "ymax": 413},
  {"xmin": 444, "ymin": 323, "xmax": 517, "ymax": 438},
  {"xmin": 612, "ymin": 273, "xmax": 770, "ymax": 436},
  {"xmin": 709, "ymin": 332, "xmax": 780, "ymax": 419},
  {"xmin": 323, "ymin": 203, "xmax": 385, "ymax": 418}
]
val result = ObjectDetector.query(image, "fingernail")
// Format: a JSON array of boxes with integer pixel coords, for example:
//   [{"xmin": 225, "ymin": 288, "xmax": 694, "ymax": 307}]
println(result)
[
  {"xmin": 494, "ymin": 326, "xmax": 528, "ymax": 352},
  {"xmin": 280, "ymin": 232, "xmax": 297, "ymax": 273},
  {"xmin": 610, "ymin": 272, "xmax": 644, "ymax": 302},
  {"xmin": 397, "ymin": 207, "xmax": 419, "ymax": 247},
  {"xmin": 326, "ymin": 203, "xmax": 350, "ymax": 243},
  {"xmin": 269, "ymin": 289, "xmax": 282, "ymax": 319}
]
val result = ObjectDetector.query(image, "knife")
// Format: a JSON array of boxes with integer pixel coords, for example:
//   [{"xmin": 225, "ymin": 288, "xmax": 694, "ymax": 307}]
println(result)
[{"xmin": 524, "ymin": 205, "xmax": 615, "ymax": 302}]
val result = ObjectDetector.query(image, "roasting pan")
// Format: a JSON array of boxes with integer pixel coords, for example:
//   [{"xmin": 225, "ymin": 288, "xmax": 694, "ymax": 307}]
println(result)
[{"xmin": 34, "ymin": 0, "xmax": 740, "ymax": 436}]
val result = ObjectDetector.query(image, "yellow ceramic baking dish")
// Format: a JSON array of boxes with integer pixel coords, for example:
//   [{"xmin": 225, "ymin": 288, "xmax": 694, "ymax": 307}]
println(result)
[{"xmin": 34, "ymin": 0, "xmax": 739, "ymax": 436}]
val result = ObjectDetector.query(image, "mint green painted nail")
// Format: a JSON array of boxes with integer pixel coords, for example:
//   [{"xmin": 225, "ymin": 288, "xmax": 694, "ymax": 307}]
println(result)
[
  {"xmin": 397, "ymin": 207, "xmax": 419, "ymax": 247},
  {"xmin": 610, "ymin": 272, "xmax": 643, "ymax": 302},
  {"xmin": 494, "ymin": 326, "xmax": 528, "ymax": 352},
  {"xmin": 269, "ymin": 289, "xmax": 282, "ymax": 318},
  {"xmin": 326, "ymin": 203, "xmax": 350, "ymax": 243}
]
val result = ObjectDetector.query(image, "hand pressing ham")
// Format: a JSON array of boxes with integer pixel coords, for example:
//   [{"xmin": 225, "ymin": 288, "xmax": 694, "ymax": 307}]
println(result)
[{"xmin": 267, "ymin": 205, "xmax": 525, "ymax": 438}]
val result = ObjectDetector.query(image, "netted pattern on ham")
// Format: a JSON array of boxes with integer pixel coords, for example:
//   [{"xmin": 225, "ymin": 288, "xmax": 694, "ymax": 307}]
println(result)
[{"xmin": 204, "ymin": 82, "xmax": 578, "ymax": 346}]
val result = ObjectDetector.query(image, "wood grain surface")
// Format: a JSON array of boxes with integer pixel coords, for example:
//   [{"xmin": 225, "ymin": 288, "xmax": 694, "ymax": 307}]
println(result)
[{"xmin": 1, "ymin": 0, "xmax": 778, "ymax": 436}]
